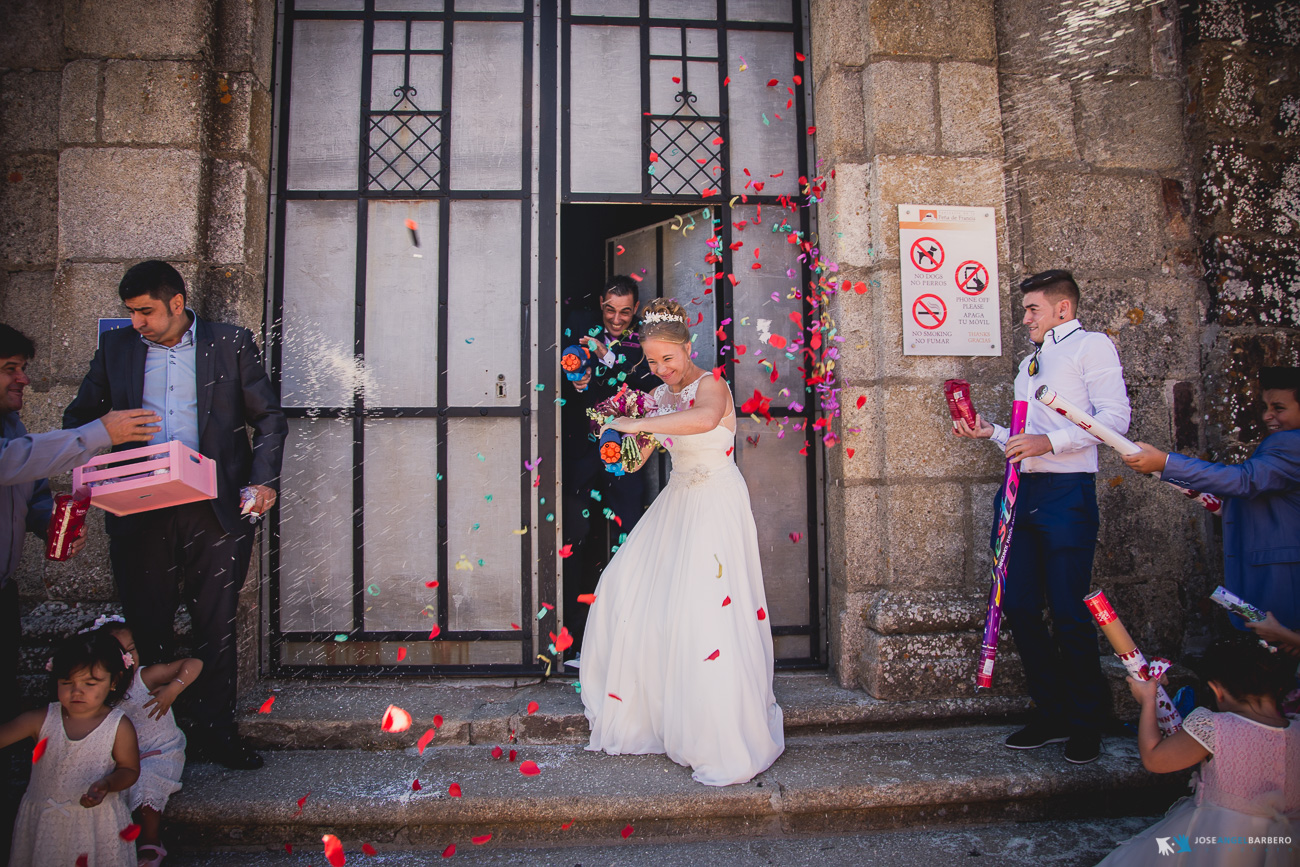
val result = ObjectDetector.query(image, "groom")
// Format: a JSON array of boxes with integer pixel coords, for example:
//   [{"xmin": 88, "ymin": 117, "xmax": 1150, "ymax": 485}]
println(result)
[{"xmin": 562, "ymin": 275, "xmax": 657, "ymax": 642}]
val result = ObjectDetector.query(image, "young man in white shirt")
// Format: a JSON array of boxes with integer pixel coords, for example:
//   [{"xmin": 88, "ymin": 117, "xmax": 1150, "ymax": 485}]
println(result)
[{"xmin": 954, "ymin": 270, "xmax": 1132, "ymax": 764}]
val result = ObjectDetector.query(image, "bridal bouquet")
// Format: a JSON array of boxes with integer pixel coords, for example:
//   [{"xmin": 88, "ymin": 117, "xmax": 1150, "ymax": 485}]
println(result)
[{"xmin": 586, "ymin": 386, "xmax": 659, "ymax": 474}]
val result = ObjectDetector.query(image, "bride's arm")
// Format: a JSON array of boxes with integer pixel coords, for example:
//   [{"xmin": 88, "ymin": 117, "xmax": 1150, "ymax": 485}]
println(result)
[
  {"xmin": 622, "ymin": 441, "xmax": 659, "ymax": 473},
  {"xmin": 608, "ymin": 377, "xmax": 730, "ymax": 436}
]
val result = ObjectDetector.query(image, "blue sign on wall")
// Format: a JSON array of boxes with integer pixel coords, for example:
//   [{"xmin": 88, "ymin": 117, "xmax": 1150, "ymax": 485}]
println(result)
[{"xmin": 98, "ymin": 318, "xmax": 132, "ymax": 347}]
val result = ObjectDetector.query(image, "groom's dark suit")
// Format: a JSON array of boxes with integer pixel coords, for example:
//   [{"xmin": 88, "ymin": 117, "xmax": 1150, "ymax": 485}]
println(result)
[{"xmin": 63, "ymin": 316, "xmax": 286, "ymax": 736}]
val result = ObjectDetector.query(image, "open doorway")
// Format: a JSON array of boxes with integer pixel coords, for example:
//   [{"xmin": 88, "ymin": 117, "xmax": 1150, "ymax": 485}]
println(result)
[{"xmin": 558, "ymin": 203, "xmax": 699, "ymax": 648}]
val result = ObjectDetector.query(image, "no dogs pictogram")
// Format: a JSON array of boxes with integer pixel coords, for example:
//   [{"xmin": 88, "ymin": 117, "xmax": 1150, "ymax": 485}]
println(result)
[
  {"xmin": 909, "ymin": 237, "xmax": 944, "ymax": 272},
  {"xmin": 956, "ymin": 260, "xmax": 989, "ymax": 296},
  {"xmin": 912, "ymin": 294, "xmax": 947, "ymax": 329}
]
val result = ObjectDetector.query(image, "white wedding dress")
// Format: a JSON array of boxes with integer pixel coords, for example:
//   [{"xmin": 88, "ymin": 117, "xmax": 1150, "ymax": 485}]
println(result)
[{"xmin": 579, "ymin": 376, "xmax": 785, "ymax": 786}]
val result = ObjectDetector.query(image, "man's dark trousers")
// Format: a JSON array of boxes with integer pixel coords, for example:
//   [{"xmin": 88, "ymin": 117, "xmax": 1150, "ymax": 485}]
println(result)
[
  {"xmin": 109, "ymin": 502, "xmax": 254, "ymax": 734},
  {"xmin": 999, "ymin": 472, "xmax": 1108, "ymax": 732}
]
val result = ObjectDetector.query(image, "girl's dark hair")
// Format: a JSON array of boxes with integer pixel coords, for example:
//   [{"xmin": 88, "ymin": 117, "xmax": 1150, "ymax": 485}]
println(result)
[
  {"xmin": 50, "ymin": 631, "xmax": 130, "ymax": 706},
  {"xmin": 1197, "ymin": 634, "xmax": 1295, "ymax": 706}
]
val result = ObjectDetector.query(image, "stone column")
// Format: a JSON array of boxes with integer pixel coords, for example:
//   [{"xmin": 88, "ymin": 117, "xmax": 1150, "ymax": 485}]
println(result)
[{"xmin": 813, "ymin": 0, "xmax": 1013, "ymax": 697}]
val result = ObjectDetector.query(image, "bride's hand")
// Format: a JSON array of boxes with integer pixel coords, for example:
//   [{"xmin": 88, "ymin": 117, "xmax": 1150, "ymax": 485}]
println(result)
[{"xmin": 605, "ymin": 416, "xmax": 641, "ymax": 434}]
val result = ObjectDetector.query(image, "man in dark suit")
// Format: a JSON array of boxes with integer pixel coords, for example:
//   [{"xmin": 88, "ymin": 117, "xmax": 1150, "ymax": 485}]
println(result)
[
  {"xmin": 64, "ymin": 261, "xmax": 286, "ymax": 770},
  {"xmin": 561, "ymin": 275, "xmax": 658, "ymax": 644}
]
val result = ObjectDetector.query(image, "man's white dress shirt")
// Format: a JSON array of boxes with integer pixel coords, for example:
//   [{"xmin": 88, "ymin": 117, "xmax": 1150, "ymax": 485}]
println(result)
[{"xmin": 989, "ymin": 320, "xmax": 1131, "ymax": 474}]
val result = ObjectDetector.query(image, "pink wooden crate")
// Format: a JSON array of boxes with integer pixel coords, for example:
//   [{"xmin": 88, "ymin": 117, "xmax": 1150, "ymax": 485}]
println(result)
[{"xmin": 73, "ymin": 441, "xmax": 218, "ymax": 516}]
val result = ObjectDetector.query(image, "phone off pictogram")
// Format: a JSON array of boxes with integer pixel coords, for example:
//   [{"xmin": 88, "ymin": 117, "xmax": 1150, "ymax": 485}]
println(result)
[
  {"xmin": 955, "ymin": 260, "xmax": 989, "ymax": 296},
  {"xmin": 909, "ymin": 237, "xmax": 944, "ymax": 272}
]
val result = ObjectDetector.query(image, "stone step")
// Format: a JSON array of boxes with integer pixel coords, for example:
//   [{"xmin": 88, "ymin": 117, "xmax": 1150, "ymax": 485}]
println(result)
[
  {"xmin": 166, "ymin": 815, "xmax": 1160, "ymax": 867},
  {"xmin": 235, "ymin": 672, "xmax": 1036, "ymax": 750},
  {"xmin": 165, "ymin": 726, "xmax": 1187, "ymax": 852}
]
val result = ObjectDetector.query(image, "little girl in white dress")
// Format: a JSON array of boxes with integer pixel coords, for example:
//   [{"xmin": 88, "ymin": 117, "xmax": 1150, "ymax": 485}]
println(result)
[
  {"xmin": 1096, "ymin": 635, "xmax": 1298, "ymax": 866},
  {"xmin": 96, "ymin": 618, "xmax": 202, "ymax": 867},
  {"xmin": 0, "ymin": 630, "xmax": 139, "ymax": 867}
]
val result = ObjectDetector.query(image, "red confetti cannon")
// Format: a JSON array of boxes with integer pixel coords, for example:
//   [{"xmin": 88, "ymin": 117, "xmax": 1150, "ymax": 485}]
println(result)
[
  {"xmin": 1084, "ymin": 589, "xmax": 1183, "ymax": 735},
  {"xmin": 943, "ymin": 379, "xmax": 978, "ymax": 428},
  {"xmin": 46, "ymin": 491, "xmax": 90, "ymax": 561}
]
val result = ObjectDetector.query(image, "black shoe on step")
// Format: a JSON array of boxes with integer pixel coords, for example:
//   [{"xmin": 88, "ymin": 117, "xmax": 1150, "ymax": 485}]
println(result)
[
  {"xmin": 1064, "ymin": 730, "xmax": 1101, "ymax": 764},
  {"xmin": 1004, "ymin": 721, "xmax": 1069, "ymax": 750}
]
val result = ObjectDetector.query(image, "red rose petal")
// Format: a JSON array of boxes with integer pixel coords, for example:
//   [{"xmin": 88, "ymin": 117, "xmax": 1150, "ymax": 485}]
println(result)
[
  {"xmin": 433, "ymin": 714, "xmax": 444, "ymax": 728},
  {"xmin": 31, "ymin": 737, "xmax": 47, "ymax": 764},
  {"xmin": 322, "ymin": 834, "xmax": 345, "ymax": 867},
  {"xmin": 396, "ymin": 647, "xmax": 408, "ymax": 662},
  {"xmin": 608, "ymin": 693, "xmax": 622, "ymax": 701},
  {"xmin": 412, "ymin": 778, "xmax": 422, "ymax": 791},
  {"xmin": 120, "ymin": 824, "xmax": 141, "ymax": 842},
  {"xmin": 363, "ymin": 843, "xmax": 378, "ymax": 856},
  {"xmin": 622, "ymin": 824, "xmax": 635, "ymax": 839},
  {"xmin": 846, "ymin": 448, "xmax": 855, "ymax": 459},
  {"xmin": 258, "ymin": 696, "xmax": 276, "ymax": 714},
  {"xmin": 492, "ymin": 745, "xmax": 504, "ymax": 759},
  {"xmin": 705, "ymin": 649, "xmax": 721, "ymax": 661},
  {"xmin": 558, "ymin": 544, "xmax": 573, "ymax": 558},
  {"xmin": 449, "ymin": 783, "xmax": 462, "ymax": 798},
  {"xmin": 757, "ymin": 608, "xmax": 767, "ymax": 620},
  {"xmin": 285, "ymin": 843, "xmax": 293, "ymax": 854},
  {"xmin": 381, "ymin": 704, "xmax": 412, "ymax": 733},
  {"xmin": 648, "ymin": 152, "xmax": 659, "ymax": 163},
  {"xmin": 442, "ymin": 843, "xmax": 456, "ymax": 858},
  {"xmin": 472, "ymin": 834, "xmax": 492, "ymax": 845},
  {"xmin": 766, "ymin": 78, "xmax": 779, "ymax": 86},
  {"xmin": 417, "ymin": 728, "xmax": 436, "ymax": 754},
  {"xmin": 722, "ymin": 596, "xmax": 731, "ymax": 606},
  {"xmin": 428, "ymin": 624, "xmax": 441, "ymax": 639},
  {"xmin": 519, "ymin": 760, "xmax": 541, "ymax": 776},
  {"xmin": 509, "ymin": 749, "xmax": 517, "ymax": 762},
  {"xmin": 577, "ymin": 593, "xmax": 596, "ymax": 604},
  {"xmin": 526, "ymin": 701, "xmax": 539, "ymax": 715}
]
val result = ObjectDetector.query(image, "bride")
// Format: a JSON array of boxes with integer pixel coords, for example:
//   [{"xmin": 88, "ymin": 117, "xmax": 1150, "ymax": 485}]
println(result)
[{"xmin": 578, "ymin": 297, "xmax": 785, "ymax": 786}]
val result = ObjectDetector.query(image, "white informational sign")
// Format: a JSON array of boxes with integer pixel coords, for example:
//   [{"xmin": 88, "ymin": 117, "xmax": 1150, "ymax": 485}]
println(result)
[{"xmin": 898, "ymin": 204, "xmax": 1001, "ymax": 357}]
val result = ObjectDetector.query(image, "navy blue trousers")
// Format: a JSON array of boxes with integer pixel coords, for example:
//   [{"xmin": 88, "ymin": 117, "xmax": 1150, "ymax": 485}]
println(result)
[{"xmin": 997, "ymin": 472, "xmax": 1108, "ymax": 732}]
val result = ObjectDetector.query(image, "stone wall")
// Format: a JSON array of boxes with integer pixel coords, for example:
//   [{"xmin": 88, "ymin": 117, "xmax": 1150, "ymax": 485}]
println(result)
[
  {"xmin": 1187, "ymin": 0, "xmax": 1300, "ymax": 466},
  {"xmin": 814, "ymin": 0, "xmax": 1225, "ymax": 698},
  {"xmin": 0, "ymin": 0, "xmax": 274, "ymax": 676}
]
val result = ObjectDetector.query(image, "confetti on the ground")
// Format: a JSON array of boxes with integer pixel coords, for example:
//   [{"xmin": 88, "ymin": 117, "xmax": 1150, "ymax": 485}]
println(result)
[
  {"xmin": 363, "ymin": 843, "xmax": 378, "ymax": 856},
  {"xmin": 294, "ymin": 793, "xmax": 310, "ymax": 817},
  {"xmin": 322, "ymin": 835, "xmax": 345, "ymax": 866},
  {"xmin": 449, "ymin": 783, "xmax": 462, "ymax": 797},
  {"xmin": 412, "ymin": 778, "xmax": 422, "ymax": 791},
  {"xmin": 622, "ymin": 824, "xmax": 635, "ymax": 839},
  {"xmin": 434, "ymin": 714, "xmax": 444, "ymax": 728},
  {"xmin": 472, "ymin": 834, "xmax": 493, "ymax": 845},
  {"xmin": 442, "ymin": 843, "xmax": 455, "ymax": 858},
  {"xmin": 258, "ymin": 696, "xmax": 276, "ymax": 714},
  {"xmin": 526, "ymin": 701, "xmax": 539, "ymax": 715},
  {"xmin": 417, "ymin": 729, "xmax": 436, "ymax": 754},
  {"xmin": 492, "ymin": 746, "xmax": 504, "ymax": 759},
  {"xmin": 520, "ymin": 760, "xmax": 541, "ymax": 776},
  {"xmin": 381, "ymin": 705, "xmax": 412, "ymax": 733},
  {"xmin": 397, "ymin": 647, "xmax": 408, "ymax": 662}
]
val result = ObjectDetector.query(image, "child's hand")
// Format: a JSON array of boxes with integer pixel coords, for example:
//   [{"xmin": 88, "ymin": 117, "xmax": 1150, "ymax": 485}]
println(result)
[
  {"xmin": 1121, "ymin": 442, "xmax": 1169, "ymax": 475},
  {"xmin": 1126, "ymin": 675, "xmax": 1161, "ymax": 705},
  {"xmin": 142, "ymin": 682, "xmax": 182, "ymax": 720},
  {"xmin": 80, "ymin": 778, "xmax": 109, "ymax": 808}
]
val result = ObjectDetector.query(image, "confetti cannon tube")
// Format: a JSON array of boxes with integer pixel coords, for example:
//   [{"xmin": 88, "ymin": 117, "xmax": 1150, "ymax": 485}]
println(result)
[
  {"xmin": 1034, "ymin": 385, "xmax": 1222, "ymax": 514},
  {"xmin": 944, "ymin": 379, "xmax": 978, "ymax": 427},
  {"xmin": 976, "ymin": 399, "xmax": 1028, "ymax": 690},
  {"xmin": 560, "ymin": 344, "xmax": 593, "ymax": 382},
  {"xmin": 1084, "ymin": 589, "xmax": 1183, "ymax": 735},
  {"xmin": 1209, "ymin": 585, "xmax": 1267, "ymax": 623}
]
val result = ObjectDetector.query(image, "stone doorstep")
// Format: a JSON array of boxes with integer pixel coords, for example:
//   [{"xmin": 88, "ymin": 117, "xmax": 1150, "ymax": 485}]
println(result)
[
  {"xmin": 165, "ymin": 726, "xmax": 1188, "ymax": 852},
  {"xmin": 235, "ymin": 673, "xmax": 1037, "ymax": 750},
  {"xmin": 167, "ymin": 816, "xmax": 1161, "ymax": 867}
]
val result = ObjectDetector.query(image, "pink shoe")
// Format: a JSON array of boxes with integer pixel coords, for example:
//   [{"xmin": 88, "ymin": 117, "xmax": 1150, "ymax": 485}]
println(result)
[{"xmin": 137, "ymin": 843, "xmax": 167, "ymax": 867}]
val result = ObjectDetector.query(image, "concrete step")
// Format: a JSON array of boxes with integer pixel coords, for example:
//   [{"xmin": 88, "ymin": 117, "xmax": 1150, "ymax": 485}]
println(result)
[
  {"xmin": 235, "ymin": 672, "xmax": 1036, "ymax": 750},
  {"xmin": 166, "ymin": 816, "xmax": 1160, "ymax": 867},
  {"xmin": 166, "ymin": 726, "xmax": 1187, "ymax": 852}
]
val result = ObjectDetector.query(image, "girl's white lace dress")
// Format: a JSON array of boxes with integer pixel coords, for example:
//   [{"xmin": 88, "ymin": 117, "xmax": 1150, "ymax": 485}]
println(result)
[
  {"xmin": 120, "ymin": 666, "xmax": 187, "ymax": 812},
  {"xmin": 9, "ymin": 704, "xmax": 134, "ymax": 867},
  {"xmin": 579, "ymin": 377, "xmax": 785, "ymax": 786}
]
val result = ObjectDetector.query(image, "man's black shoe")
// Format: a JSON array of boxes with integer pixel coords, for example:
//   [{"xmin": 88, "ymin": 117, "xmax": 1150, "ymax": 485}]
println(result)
[
  {"xmin": 1064, "ymin": 730, "xmax": 1101, "ymax": 764},
  {"xmin": 205, "ymin": 735, "xmax": 265, "ymax": 771},
  {"xmin": 1004, "ymin": 721, "xmax": 1069, "ymax": 750}
]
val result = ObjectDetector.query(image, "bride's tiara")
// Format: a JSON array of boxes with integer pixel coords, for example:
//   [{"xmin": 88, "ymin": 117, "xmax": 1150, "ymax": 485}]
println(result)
[{"xmin": 642, "ymin": 310, "xmax": 686, "ymax": 325}]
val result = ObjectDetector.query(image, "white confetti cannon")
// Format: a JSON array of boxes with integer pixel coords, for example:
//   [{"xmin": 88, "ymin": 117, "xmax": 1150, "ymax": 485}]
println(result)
[
  {"xmin": 1084, "ymin": 589, "xmax": 1183, "ymax": 735},
  {"xmin": 1209, "ymin": 585, "xmax": 1266, "ymax": 623},
  {"xmin": 1034, "ymin": 385, "xmax": 1222, "ymax": 514}
]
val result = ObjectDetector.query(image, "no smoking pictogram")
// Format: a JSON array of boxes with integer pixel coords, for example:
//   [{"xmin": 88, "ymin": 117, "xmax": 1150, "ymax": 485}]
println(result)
[
  {"xmin": 956, "ymin": 260, "xmax": 989, "ymax": 296},
  {"xmin": 910, "ymin": 237, "xmax": 944, "ymax": 272},
  {"xmin": 912, "ymin": 294, "xmax": 947, "ymax": 329}
]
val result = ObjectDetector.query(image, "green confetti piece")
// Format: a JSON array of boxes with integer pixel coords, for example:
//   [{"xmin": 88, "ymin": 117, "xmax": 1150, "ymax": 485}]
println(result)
[
  {"xmin": 535, "ymin": 383, "xmax": 546, "ymax": 391},
  {"xmin": 548, "ymin": 643, "xmax": 556, "ymax": 654},
  {"xmin": 581, "ymin": 509, "xmax": 590, "ymax": 518},
  {"xmin": 485, "ymin": 494, "xmax": 493, "ymax": 502},
  {"xmin": 616, "ymin": 372, "xmax": 627, "ymax": 382},
  {"xmin": 478, "ymin": 559, "xmax": 485, "ymax": 566},
  {"xmin": 574, "ymin": 683, "xmax": 582, "ymax": 694},
  {"xmin": 476, "ymin": 452, "xmax": 485, "ymax": 462},
  {"xmin": 536, "ymin": 608, "xmax": 547, "ymax": 620},
  {"xmin": 545, "ymin": 512, "xmax": 554, "ymax": 521},
  {"xmin": 472, "ymin": 522, "xmax": 480, "ymax": 531},
  {"xmin": 539, "ymin": 497, "xmax": 546, "ymax": 505},
  {"xmin": 556, "ymin": 398, "xmax": 567, "ymax": 406},
  {"xmin": 762, "ymin": 113, "xmax": 770, "ymax": 126},
  {"xmin": 334, "ymin": 634, "xmax": 348, "ymax": 642},
  {"xmin": 366, "ymin": 584, "xmax": 380, "ymax": 596},
  {"xmin": 436, "ymin": 473, "xmax": 444, "ymax": 481},
  {"xmin": 589, "ymin": 490, "xmax": 602, "ymax": 501}
]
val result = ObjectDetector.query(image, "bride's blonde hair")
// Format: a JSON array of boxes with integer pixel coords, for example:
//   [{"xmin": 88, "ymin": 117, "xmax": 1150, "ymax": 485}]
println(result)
[{"xmin": 639, "ymin": 297, "xmax": 691, "ymax": 345}]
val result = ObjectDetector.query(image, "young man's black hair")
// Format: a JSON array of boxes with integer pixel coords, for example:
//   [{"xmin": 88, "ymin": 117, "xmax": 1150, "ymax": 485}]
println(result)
[{"xmin": 118, "ymin": 260, "xmax": 186, "ymax": 304}]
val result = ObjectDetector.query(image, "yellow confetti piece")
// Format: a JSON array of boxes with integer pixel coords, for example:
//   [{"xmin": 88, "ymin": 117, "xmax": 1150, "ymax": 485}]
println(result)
[
  {"xmin": 513, "ymin": 527, "xmax": 529, "ymax": 536},
  {"xmin": 454, "ymin": 556, "xmax": 474, "ymax": 571},
  {"xmin": 714, "ymin": 554, "xmax": 723, "ymax": 578}
]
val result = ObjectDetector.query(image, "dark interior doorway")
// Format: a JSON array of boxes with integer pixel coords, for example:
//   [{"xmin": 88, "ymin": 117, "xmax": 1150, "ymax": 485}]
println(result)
[{"xmin": 558, "ymin": 203, "xmax": 697, "ymax": 650}]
